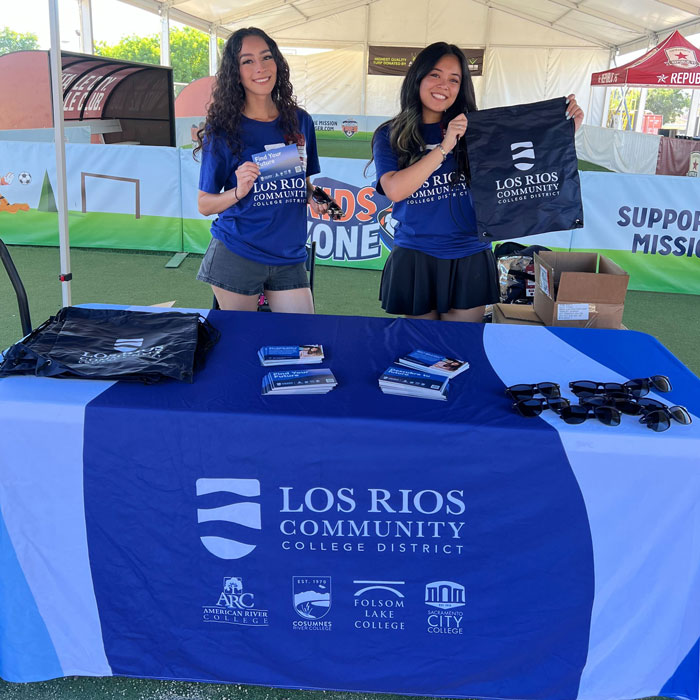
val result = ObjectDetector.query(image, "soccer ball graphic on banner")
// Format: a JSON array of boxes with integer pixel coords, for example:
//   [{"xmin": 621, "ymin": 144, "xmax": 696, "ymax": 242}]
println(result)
[{"xmin": 18, "ymin": 172, "xmax": 32, "ymax": 185}]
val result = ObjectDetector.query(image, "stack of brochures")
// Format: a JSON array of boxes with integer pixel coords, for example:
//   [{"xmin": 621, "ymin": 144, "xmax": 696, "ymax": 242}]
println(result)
[
  {"xmin": 258, "ymin": 345, "xmax": 324, "ymax": 366},
  {"xmin": 262, "ymin": 368, "xmax": 338, "ymax": 395},
  {"xmin": 397, "ymin": 349, "xmax": 469, "ymax": 378},
  {"xmin": 378, "ymin": 366, "xmax": 449, "ymax": 401}
]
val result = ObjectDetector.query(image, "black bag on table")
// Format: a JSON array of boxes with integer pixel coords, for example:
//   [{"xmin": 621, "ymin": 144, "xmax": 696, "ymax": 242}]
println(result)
[
  {"xmin": 465, "ymin": 97, "xmax": 584, "ymax": 243},
  {"xmin": 0, "ymin": 307, "xmax": 220, "ymax": 383}
]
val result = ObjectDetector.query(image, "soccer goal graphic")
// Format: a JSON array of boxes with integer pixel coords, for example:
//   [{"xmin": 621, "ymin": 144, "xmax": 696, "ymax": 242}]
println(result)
[{"xmin": 81, "ymin": 172, "xmax": 141, "ymax": 219}]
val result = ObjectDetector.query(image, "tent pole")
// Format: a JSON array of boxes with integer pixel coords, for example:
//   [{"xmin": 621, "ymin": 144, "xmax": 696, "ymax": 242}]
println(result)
[
  {"xmin": 361, "ymin": 4, "xmax": 369, "ymax": 116},
  {"xmin": 48, "ymin": 0, "xmax": 72, "ymax": 308}
]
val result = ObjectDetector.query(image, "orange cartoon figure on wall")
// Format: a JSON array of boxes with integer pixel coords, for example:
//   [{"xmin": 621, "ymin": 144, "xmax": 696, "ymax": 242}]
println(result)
[{"xmin": 0, "ymin": 172, "xmax": 30, "ymax": 213}]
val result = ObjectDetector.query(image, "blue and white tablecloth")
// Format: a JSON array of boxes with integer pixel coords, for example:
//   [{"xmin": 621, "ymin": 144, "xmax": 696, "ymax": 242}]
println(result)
[{"xmin": 1, "ymin": 309, "xmax": 699, "ymax": 700}]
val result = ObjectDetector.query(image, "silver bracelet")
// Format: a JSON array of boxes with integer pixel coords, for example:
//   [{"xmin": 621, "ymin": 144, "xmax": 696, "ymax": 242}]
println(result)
[{"xmin": 437, "ymin": 144, "xmax": 447, "ymax": 161}]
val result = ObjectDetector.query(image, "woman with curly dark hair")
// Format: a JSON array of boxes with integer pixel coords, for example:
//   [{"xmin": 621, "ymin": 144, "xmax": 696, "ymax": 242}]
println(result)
[
  {"xmin": 195, "ymin": 27, "xmax": 326, "ymax": 312},
  {"xmin": 371, "ymin": 42, "xmax": 583, "ymax": 322}
]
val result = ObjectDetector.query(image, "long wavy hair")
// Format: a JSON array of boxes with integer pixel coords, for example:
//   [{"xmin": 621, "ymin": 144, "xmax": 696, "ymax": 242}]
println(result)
[
  {"xmin": 368, "ymin": 43, "xmax": 477, "ymax": 183},
  {"xmin": 194, "ymin": 27, "xmax": 300, "ymax": 158}
]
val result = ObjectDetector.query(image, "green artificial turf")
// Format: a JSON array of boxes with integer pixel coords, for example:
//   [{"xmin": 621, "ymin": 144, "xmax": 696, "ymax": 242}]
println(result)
[{"xmin": 1, "ymin": 246, "xmax": 698, "ymax": 376}]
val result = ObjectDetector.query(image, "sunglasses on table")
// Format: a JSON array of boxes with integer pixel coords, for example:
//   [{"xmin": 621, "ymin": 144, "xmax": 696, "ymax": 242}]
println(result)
[
  {"xmin": 581, "ymin": 395, "xmax": 691, "ymax": 431},
  {"xmin": 639, "ymin": 404, "xmax": 692, "ymax": 432},
  {"xmin": 311, "ymin": 186, "xmax": 345, "ymax": 220},
  {"xmin": 512, "ymin": 396, "xmax": 570, "ymax": 417},
  {"xmin": 559, "ymin": 404, "xmax": 621, "ymax": 426},
  {"xmin": 569, "ymin": 375, "xmax": 672, "ymax": 399},
  {"xmin": 505, "ymin": 382, "xmax": 560, "ymax": 401}
]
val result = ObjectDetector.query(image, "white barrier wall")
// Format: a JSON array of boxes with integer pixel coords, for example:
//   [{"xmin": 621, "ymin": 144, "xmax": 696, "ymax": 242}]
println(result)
[{"xmin": 1, "ymin": 140, "xmax": 698, "ymax": 294}]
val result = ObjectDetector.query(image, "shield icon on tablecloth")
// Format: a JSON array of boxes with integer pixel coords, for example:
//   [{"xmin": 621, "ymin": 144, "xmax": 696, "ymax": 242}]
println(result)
[
  {"xmin": 687, "ymin": 152, "xmax": 700, "ymax": 177},
  {"xmin": 292, "ymin": 576, "xmax": 331, "ymax": 619}
]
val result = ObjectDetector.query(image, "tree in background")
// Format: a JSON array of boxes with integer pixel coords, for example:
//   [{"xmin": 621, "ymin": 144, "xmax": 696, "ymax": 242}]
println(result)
[
  {"xmin": 94, "ymin": 34, "xmax": 159, "ymax": 66},
  {"xmin": 645, "ymin": 88, "xmax": 692, "ymax": 125},
  {"xmin": 0, "ymin": 27, "xmax": 40, "ymax": 55},
  {"xmin": 95, "ymin": 27, "xmax": 222, "ymax": 84}
]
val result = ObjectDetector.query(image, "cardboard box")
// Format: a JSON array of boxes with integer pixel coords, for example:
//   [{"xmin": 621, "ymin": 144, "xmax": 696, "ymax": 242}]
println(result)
[
  {"xmin": 492, "ymin": 303, "xmax": 545, "ymax": 326},
  {"xmin": 533, "ymin": 251, "xmax": 629, "ymax": 329}
]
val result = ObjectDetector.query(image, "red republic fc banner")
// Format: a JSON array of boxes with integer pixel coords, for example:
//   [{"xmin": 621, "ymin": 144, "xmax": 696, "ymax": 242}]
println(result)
[{"xmin": 591, "ymin": 30, "xmax": 700, "ymax": 87}]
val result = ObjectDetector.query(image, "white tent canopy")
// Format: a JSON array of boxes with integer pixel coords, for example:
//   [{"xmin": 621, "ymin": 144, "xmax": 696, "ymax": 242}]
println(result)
[{"xmin": 47, "ymin": 0, "xmax": 700, "ymax": 304}]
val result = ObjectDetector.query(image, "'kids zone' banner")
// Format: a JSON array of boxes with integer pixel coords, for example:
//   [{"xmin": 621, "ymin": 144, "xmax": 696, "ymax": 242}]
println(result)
[{"xmin": 1, "ymin": 139, "xmax": 699, "ymax": 293}]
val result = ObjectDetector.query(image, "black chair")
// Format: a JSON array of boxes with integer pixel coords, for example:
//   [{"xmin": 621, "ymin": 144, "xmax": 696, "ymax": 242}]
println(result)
[
  {"xmin": 0, "ymin": 238, "xmax": 32, "ymax": 337},
  {"xmin": 212, "ymin": 241, "xmax": 317, "ymax": 311}
]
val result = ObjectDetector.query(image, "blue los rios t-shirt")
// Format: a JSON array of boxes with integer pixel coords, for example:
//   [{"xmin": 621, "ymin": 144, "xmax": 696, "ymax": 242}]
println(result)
[
  {"xmin": 199, "ymin": 108, "xmax": 320, "ymax": 265},
  {"xmin": 373, "ymin": 122, "xmax": 489, "ymax": 259}
]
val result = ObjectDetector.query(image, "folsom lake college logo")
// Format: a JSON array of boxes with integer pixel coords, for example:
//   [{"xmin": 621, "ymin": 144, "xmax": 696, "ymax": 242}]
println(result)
[
  {"xmin": 292, "ymin": 576, "xmax": 333, "ymax": 631},
  {"xmin": 196, "ymin": 478, "xmax": 261, "ymax": 559},
  {"xmin": 353, "ymin": 579, "xmax": 406, "ymax": 631},
  {"xmin": 510, "ymin": 141, "xmax": 536, "ymax": 171},
  {"xmin": 202, "ymin": 576, "xmax": 269, "ymax": 626},
  {"xmin": 425, "ymin": 580, "xmax": 465, "ymax": 636}
]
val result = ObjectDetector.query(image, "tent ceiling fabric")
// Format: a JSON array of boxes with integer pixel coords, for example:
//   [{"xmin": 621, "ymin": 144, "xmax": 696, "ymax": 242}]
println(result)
[{"xmin": 119, "ymin": 0, "xmax": 700, "ymax": 52}]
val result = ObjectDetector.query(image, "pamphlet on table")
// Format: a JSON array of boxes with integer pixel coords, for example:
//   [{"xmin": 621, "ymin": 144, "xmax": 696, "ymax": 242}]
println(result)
[
  {"xmin": 262, "ymin": 368, "xmax": 337, "ymax": 395},
  {"xmin": 397, "ymin": 349, "xmax": 469, "ymax": 377},
  {"xmin": 258, "ymin": 345, "xmax": 324, "ymax": 366}
]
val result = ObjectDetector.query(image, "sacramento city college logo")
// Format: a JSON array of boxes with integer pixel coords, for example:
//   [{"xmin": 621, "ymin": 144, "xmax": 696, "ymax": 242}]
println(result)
[
  {"xmin": 202, "ymin": 576, "xmax": 269, "ymax": 626},
  {"xmin": 510, "ymin": 141, "xmax": 535, "ymax": 171},
  {"xmin": 292, "ymin": 576, "xmax": 332, "ymax": 631},
  {"xmin": 196, "ymin": 478, "xmax": 261, "ymax": 559},
  {"xmin": 425, "ymin": 580, "xmax": 465, "ymax": 635}
]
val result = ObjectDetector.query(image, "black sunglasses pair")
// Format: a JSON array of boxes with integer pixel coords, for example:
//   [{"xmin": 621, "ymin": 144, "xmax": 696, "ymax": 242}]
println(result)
[
  {"xmin": 569, "ymin": 375, "xmax": 672, "ymax": 399},
  {"xmin": 506, "ymin": 382, "xmax": 560, "ymax": 401},
  {"xmin": 311, "ymin": 186, "xmax": 345, "ymax": 220},
  {"xmin": 581, "ymin": 394, "xmax": 691, "ymax": 432},
  {"xmin": 513, "ymin": 397, "xmax": 620, "ymax": 426}
]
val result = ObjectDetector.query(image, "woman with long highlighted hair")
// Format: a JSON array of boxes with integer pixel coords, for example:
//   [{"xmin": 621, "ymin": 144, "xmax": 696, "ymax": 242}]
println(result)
[{"xmin": 195, "ymin": 27, "xmax": 327, "ymax": 313}]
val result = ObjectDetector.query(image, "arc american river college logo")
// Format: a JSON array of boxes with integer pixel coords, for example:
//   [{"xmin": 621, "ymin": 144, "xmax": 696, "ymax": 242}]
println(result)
[{"xmin": 196, "ymin": 478, "xmax": 261, "ymax": 559}]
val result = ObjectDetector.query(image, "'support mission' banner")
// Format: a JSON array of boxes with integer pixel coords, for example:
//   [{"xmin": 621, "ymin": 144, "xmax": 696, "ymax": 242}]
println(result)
[{"xmin": 568, "ymin": 171, "xmax": 700, "ymax": 294}]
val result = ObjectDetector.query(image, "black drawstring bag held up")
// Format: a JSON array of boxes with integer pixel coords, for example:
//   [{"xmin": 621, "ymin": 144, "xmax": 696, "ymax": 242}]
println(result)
[
  {"xmin": 465, "ymin": 97, "xmax": 584, "ymax": 243},
  {"xmin": 0, "ymin": 307, "xmax": 220, "ymax": 383}
]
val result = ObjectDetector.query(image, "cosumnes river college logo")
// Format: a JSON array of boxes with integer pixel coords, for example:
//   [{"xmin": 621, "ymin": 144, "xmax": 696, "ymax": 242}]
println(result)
[{"xmin": 292, "ymin": 576, "xmax": 332, "ymax": 631}]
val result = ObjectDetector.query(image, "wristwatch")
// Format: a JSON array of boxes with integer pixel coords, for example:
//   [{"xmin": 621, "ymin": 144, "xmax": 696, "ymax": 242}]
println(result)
[{"xmin": 437, "ymin": 144, "xmax": 448, "ymax": 161}]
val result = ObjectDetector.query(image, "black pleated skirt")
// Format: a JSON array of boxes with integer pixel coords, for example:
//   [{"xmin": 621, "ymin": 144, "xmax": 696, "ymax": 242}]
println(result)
[{"xmin": 379, "ymin": 246, "xmax": 500, "ymax": 316}]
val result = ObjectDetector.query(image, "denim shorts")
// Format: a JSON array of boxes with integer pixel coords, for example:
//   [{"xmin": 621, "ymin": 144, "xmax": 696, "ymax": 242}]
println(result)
[{"xmin": 197, "ymin": 238, "xmax": 310, "ymax": 296}]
